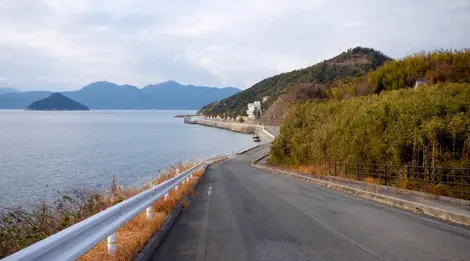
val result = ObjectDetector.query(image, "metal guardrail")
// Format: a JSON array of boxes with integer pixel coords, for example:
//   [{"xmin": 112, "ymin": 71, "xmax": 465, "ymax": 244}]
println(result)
[{"xmin": 3, "ymin": 161, "xmax": 209, "ymax": 261}]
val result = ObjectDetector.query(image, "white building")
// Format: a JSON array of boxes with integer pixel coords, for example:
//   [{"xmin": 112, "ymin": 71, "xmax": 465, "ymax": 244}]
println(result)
[{"xmin": 247, "ymin": 101, "xmax": 262, "ymax": 119}]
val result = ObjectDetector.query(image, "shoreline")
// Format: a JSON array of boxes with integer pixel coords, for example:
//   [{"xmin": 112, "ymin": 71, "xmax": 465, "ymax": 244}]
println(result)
[{"xmin": 193, "ymin": 118, "xmax": 276, "ymax": 142}]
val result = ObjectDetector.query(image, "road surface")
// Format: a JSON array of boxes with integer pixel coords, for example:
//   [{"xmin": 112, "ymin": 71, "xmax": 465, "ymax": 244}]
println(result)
[{"xmin": 152, "ymin": 144, "xmax": 470, "ymax": 261}]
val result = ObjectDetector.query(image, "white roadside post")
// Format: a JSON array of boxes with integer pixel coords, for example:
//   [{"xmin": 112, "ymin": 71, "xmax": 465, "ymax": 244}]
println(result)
[
  {"xmin": 174, "ymin": 168, "xmax": 179, "ymax": 192},
  {"xmin": 146, "ymin": 182, "xmax": 153, "ymax": 221},
  {"xmin": 164, "ymin": 193, "xmax": 169, "ymax": 200},
  {"xmin": 146, "ymin": 205, "xmax": 152, "ymax": 221},
  {"xmin": 107, "ymin": 232, "xmax": 117, "ymax": 254}
]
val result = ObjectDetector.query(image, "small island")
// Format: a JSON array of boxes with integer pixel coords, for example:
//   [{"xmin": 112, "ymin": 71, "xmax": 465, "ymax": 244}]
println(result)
[{"xmin": 26, "ymin": 93, "xmax": 90, "ymax": 111}]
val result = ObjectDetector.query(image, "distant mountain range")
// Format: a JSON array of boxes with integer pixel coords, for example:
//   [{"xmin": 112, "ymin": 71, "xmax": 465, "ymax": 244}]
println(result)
[
  {"xmin": 0, "ymin": 87, "xmax": 17, "ymax": 95},
  {"xmin": 0, "ymin": 81, "xmax": 240, "ymax": 110}
]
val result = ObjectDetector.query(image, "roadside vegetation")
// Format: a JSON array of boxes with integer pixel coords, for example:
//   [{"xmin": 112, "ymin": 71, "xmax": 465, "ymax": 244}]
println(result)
[
  {"xmin": 269, "ymin": 83, "xmax": 470, "ymax": 198},
  {"xmin": 270, "ymin": 83, "xmax": 470, "ymax": 167},
  {"xmin": 0, "ymin": 162, "xmax": 200, "ymax": 259}
]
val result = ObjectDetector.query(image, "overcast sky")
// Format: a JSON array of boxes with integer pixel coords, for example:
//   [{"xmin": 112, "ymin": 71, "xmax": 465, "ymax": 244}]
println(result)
[{"xmin": 0, "ymin": 0, "xmax": 468, "ymax": 91}]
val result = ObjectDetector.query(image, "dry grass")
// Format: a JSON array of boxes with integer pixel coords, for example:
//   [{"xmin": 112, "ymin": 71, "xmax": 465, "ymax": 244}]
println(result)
[
  {"xmin": 78, "ymin": 168, "xmax": 205, "ymax": 261},
  {"xmin": 364, "ymin": 177, "xmax": 377, "ymax": 184},
  {"xmin": 290, "ymin": 164, "xmax": 328, "ymax": 177},
  {"xmin": 294, "ymin": 165, "xmax": 316, "ymax": 175},
  {"xmin": 398, "ymin": 178, "xmax": 452, "ymax": 197}
]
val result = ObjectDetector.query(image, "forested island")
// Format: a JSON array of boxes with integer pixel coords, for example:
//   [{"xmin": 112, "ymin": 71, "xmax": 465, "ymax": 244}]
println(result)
[{"xmin": 26, "ymin": 93, "xmax": 90, "ymax": 111}]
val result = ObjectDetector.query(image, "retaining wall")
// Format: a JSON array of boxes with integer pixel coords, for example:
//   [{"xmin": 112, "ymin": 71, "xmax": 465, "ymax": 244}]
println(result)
[{"xmin": 195, "ymin": 119, "xmax": 275, "ymax": 141}]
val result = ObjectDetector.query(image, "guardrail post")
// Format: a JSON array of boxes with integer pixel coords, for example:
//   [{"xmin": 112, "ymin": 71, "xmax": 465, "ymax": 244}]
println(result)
[
  {"xmin": 107, "ymin": 232, "xmax": 117, "ymax": 254},
  {"xmin": 146, "ymin": 206, "xmax": 152, "ymax": 221}
]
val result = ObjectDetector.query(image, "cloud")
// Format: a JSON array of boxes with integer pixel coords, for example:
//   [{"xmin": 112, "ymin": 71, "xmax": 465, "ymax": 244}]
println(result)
[
  {"xmin": 0, "ymin": 76, "xmax": 8, "ymax": 87},
  {"xmin": 0, "ymin": 0, "xmax": 468, "ymax": 91}
]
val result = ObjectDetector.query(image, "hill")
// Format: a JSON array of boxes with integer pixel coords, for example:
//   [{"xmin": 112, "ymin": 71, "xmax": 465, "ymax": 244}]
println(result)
[
  {"xmin": 0, "ymin": 81, "xmax": 239, "ymax": 110},
  {"xmin": 26, "ymin": 93, "xmax": 90, "ymax": 111},
  {"xmin": 198, "ymin": 47, "xmax": 391, "ymax": 117},
  {"xmin": 322, "ymin": 49, "xmax": 470, "ymax": 100}
]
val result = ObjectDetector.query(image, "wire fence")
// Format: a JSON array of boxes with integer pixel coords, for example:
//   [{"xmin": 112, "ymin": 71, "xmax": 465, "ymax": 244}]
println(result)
[{"xmin": 327, "ymin": 162, "xmax": 470, "ymax": 200}]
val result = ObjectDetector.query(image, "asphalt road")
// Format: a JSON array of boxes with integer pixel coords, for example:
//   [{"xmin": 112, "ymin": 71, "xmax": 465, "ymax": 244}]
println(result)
[{"xmin": 152, "ymin": 144, "xmax": 470, "ymax": 261}]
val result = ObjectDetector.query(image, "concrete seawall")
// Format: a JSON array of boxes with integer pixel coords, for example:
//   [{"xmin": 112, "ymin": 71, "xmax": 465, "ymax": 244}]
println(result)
[{"xmin": 195, "ymin": 119, "xmax": 275, "ymax": 141}]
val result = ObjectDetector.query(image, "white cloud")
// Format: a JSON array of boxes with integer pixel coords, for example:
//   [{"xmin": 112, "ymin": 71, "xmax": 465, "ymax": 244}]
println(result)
[{"xmin": 0, "ymin": 0, "xmax": 468, "ymax": 91}]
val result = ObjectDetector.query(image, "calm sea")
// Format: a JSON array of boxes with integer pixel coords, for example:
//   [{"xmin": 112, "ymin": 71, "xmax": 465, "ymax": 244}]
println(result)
[{"xmin": 0, "ymin": 110, "xmax": 254, "ymax": 208}]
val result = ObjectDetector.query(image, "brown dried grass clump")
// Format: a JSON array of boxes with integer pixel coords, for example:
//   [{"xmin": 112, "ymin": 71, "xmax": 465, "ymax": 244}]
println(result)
[
  {"xmin": 364, "ymin": 177, "xmax": 376, "ymax": 184},
  {"xmin": 295, "ymin": 165, "xmax": 316, "ymax": 175}
]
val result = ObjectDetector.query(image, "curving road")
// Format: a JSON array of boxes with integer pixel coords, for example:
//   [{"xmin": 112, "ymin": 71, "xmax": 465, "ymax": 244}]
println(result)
[{"xmin": 151, "ymin": 144, "xmax": 470, "ymax": 261}]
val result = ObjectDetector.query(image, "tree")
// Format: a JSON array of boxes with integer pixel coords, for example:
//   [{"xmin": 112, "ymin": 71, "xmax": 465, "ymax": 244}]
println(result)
[{"xmin": 254, "ymin": 107, "xmax": 262, "ymax": 121}]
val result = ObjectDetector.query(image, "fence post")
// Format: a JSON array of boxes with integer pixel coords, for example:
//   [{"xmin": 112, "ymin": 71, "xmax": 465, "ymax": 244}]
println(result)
[
  {"xmin": 384, "ymin": 164, "xmax": 388, "ymax": 185},
  {"xmin": 406, "ymin": 165, "xmax": 409, "ymax": 180},
  {"xmin": 461, "ymin": 174, "xmax": 465, "ymax": 201},
  {"xmin": 334, "ymin": 163, "xmax": 337, "ymax": 176},
  {"xmin": 107, "ymin": 232, "xmax": 117, "ymax": 254},
  {"xmin": 357, "ymin": 164, "xmax": 360, "ymax": 181},
  {"xmin": 328, "ymin": 162, "xmax": 331, "ymax": 176},
  {"xmin": 345, "ymin": 162, "xmax": 348, "ymax": 178}
]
